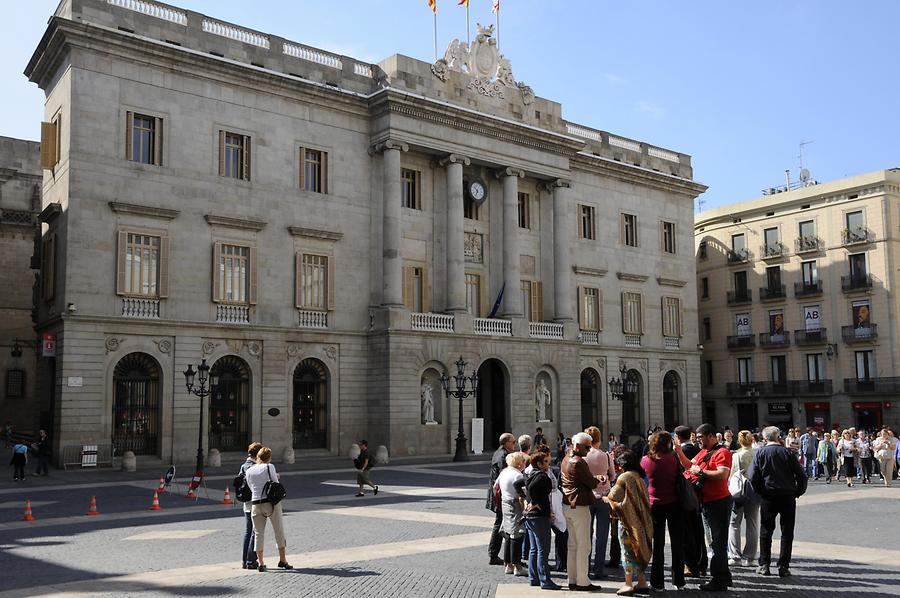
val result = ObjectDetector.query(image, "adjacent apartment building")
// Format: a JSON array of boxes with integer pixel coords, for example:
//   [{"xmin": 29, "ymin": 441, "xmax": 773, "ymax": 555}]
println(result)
[
  {"xmin": 25, "ymin": 0, "xmax": 706, "ymax": 467},
  {"xmin": 696, "ymin": 169, "xmax": 900, "ymax": 433}
]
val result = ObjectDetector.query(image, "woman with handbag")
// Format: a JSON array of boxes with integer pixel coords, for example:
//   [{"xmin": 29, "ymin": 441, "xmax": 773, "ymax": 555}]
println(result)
[
  {"xmin": 246, "ymin": 446, "xmax": 292, "ymax": 572},
  {"xmin": 873, "ymin": 429, "xmax": 897, "ymax": 486},
  {"xmin": 641, "ymin": 431, "xmax": 685, "ymax": 591},
  {"xmin": 727, "ymin": 431, "xmax": 758, "ymax": 568},
  {"xmin": 494, "ymin": 451, "xmax": 528, "ymax": 576}
]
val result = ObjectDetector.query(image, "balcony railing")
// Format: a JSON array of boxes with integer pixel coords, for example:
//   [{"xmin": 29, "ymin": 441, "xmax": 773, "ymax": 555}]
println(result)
[
  {"xmin": 759, "ymin": 285, "xmax": 786, "ymax": 301},
  {"xmin": 298, "ymin": 309, "xmax": 328, "ymax": 329},
  {"xmin": 759, "ymin": 331, "xmax": 790, "ymax": 348},
  {"xmin": 760, "ymin": 242, "xmax": 787, "ymax": 259},
  {"xmin": 726, "ymin": 334, "xmax": 756, "ymax": 350},
  {"xmin": 841, "ymin": 274, "xmax": 872, "ymax": 292},
  {"xmin": 726, "ymin": 380, "xmax": 833, "ymax": 397},
  {"xmin": 844, "ymin": 377, "xmax": 900, "ymax": 394},
  {"xmin": 795, "ymin": 236, "xmax": 823, "ymax": 254},
  {"xmin": 794, "ymin": 280, "xmax": 823, "ymax": 297},
  {"xmin": 580, "ymin": 330, "xmax": 600, "ymax": 345},
  {"xmin": 121, "ymin": 297, "xmax": 159, "ymax": 319},
  {"xmin": 624, "ymin": 334, "xmax": 642, "ymax": 348},
  {"xmin": 529, "ymin": 322, "xmax": 564, "ymax": 339},
  {"xmin": 727, "ymin": 248, "xmax": 752, "ymax": 264},
  {"xmin": 216, "ymin": 304, "xmax": 250, "ymax": 324},
  {"xmin": 841, "ymin": 324, "xmax": 878, "ymax": 343},
  {"xmin": 726, "ymin": 289, "xmax": 752, "ymax": 305},
  {"xmin": 473, "ymin": 318, "xmax": 512, "ymax": 336},
  {"xmin": 794, "ymin": 328, "xmax": 828, "ymax": 345},
  {"xmin": 842, "ymin": 226, "xmax": 874, "ymax": 246},
  {"xmin": 664, "ymin": 336, "xmax": 680, "ymax": 350},
  {"xmin": 411, "ymin": 312, "xmax": 454, "ymax": 333}
]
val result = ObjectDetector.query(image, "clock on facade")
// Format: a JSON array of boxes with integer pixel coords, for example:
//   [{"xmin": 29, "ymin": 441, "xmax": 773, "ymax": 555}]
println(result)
[{"xmin": 467, "ymin": 178, "xmax": 488, "ymax": 204}]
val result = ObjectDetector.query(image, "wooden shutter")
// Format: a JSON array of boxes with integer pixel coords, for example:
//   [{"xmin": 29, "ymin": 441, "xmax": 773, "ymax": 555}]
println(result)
[
  {"xmin": 248, "ymin": 246, "xmax": 258, "ymax": 304},
  {"xmin": 40, "ymin": 122, "xmax": 57, "ymax": 169},
  {"xmin": 217, "ymin": 131, "xmax": 225, "ymax": 176},
  {"xmin": 153, "ymin": 117, "xmax": 163, "ymax": 166},
  {"xmin": 480, "ymin": 276, "xmax": 489, "ymax": 318},
  {"xmin": 242, "ymin": 135, "xmax": 251, "ymax": 181},
  {"xmin": 531, "ymin": 281, "xmax": 543, "ymax": 322},
  {"xmin": 298, "ymin": 146, "xmax": 306, "ymax": 190},
  {"xmin": 158, "ymin": 236, "xmax": 170, "ymax": 298},
  {"xmin": 577, "ymin": 286, "xmax": 585, "ymax": 328},
  {"xmin": 621, "ymin": 291, "xmax": 628, "ymax": 333},
  {"xmin": 321, "ymin": 151, "xmax": 328, "ymax": 194},
  {"xmin": 327, "ymin": 255, "xmax": 336, "ymax": 311},
  {"xmin": 125, "ymin": 112, "xmax": 134, "ymax": 161},
  {"xmin": 415, "ymin": 169, "xmax": 421, "ymax": 209},
  {"xmin": 295, "ymin": 252, "xmax": 303, "ymax": 308},
  {"xmin": 597, "ymin": 290, "xmax": 603, "ymax": 330},
  {"xmin": 402, "ymin": 266, "xmax": 413, "ymax": 311},
  {"xmin": 116, "ymin": 231, "xmax": 128, "ymax": 295},
  {"xmin": 422, "ymin": 266, "xmax": 430, "ymax": 313},
  {"xmin": 212, "ymin": 242, "xmax": 222, "ymax": 302}
]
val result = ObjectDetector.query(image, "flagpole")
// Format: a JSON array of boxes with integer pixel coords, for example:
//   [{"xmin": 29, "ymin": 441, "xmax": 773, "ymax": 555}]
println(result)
[
  {"xmin": 433, "ymin": 11, "xmax": 438, "ymax": 61},
  {"xmin": 466, "ymin": 4, "xmax": 470, "ymax": 46},
  {"xmin": 496, "ymin": 8, "xmax": 500, "ymax": 50}
]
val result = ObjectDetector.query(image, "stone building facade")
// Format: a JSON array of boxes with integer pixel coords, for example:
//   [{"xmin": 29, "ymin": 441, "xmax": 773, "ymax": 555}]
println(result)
[
  {"xmin": 695, "ymin": 169, "xmax": 900, "ymax": 433},
  {"xmin": 0, "ymin": 137, "xmax": 41, "ymax": 434},
  {"xmin": 26, "ymin": 0, "xmax": 706, "ymax": 467}
]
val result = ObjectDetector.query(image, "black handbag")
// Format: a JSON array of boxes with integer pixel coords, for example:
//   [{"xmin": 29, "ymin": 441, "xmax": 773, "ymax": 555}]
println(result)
[
  {"xmin": 676, "ymin": 462, "xmax": 699, "ymax": 512},
  {"xmin": 263, "ymin": 464, "xmax": 286, "ymax": 505}
]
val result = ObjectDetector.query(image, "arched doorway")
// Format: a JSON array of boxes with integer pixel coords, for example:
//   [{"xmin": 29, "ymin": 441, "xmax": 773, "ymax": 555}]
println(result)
[
  {"xmin": 580, "ymin": 369, "xmax": 600, "ymax": 430},
  {"xmin": 293, "ymin": 358, "xmax": 329, "ymax": 449},
  {"xmin": 663, "ymin": 371, "xmax": 680, "ymax": 431},
  {"xmin": 209, "ymin": 356, "xmax": 250, "ymax": 452},
  {"xmin": 476, "ymin": 359, "xmax": 508, "ymax": 452},
  {"xmin": 112, "ymin": 352, "xmax": 161, "ymax": 456},
  {"xmin": 622, "ymin": 369, "xmax": 643, "ymax": 438}
]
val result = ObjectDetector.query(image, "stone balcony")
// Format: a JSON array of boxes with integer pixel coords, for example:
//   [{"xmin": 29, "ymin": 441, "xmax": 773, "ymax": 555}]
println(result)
[{"xmin": 411, "ymin": 312, "xmax": 454, "ymax": 333}]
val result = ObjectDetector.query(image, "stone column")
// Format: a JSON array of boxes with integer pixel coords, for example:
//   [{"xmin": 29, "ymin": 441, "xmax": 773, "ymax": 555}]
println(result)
[
  {"xmin": 373, "ymin": 140, "xmax": 408, "ymax": 307},
  {"xmin": 551, "ymin": 180, "xmax": 574, "ymax": 322},
  {"xmin": 440, "ymin": 154, "xmax": 470, "ymax": 313},
  {"xmin": 499, "ymin": 167, "xmax": 525, "ymax": 318}
]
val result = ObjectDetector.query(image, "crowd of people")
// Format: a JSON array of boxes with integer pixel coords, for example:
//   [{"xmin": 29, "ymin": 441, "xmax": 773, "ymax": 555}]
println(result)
[{"xmin": 486, "ymin": 423, "xmax": 898, "ymax": 594}]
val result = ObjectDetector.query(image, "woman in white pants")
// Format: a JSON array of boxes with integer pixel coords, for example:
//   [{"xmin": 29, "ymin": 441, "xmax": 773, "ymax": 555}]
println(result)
[
  {"xmin": 727, "ymin": 431, "xmax": 759, "ymax": 567},
  {"xmin": 873, "ymin": 429, "xmax": 897, "ymax": 487},
  {"xmin": 246, "ymin": 447, "xmax": 292, "ymax": 572}
]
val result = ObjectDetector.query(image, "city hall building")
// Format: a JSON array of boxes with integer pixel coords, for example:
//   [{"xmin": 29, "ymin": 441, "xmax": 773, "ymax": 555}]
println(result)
[{"xmin": 25, "ymin": 0, "xmax": 706, "ymax": 466}]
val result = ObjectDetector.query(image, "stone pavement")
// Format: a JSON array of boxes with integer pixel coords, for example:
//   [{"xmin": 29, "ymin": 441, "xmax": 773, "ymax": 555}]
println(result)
[{"xmin": 0, "ymin": 460, "xmax": 897, "ymax": 597}]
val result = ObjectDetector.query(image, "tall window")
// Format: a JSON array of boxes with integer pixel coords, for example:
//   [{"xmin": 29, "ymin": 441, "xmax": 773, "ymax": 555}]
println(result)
[
  {"xmin": 301, "ymin": 148, "xmax": 327, "ymax": 193},
  {"xmin": 661, "ymin": 221, "xmax": 675, "ymax": 253},
  {"xmin": 126, "ymin": 112, "xmax": 162, "ymax": 165},
  {"xmin": 763, "ymin": 227, "xmax": 780, "ymax": 251},
  {"xmin": 701, "ymin": 277, "xmax": 709, "ymax": 298},
  {"xmin": 771, "ymin": 355, "xmax": 787, "ymax": 385},
  {"xmin": 622, "ymin": 213, "xmax": 638, "ymax": 247},
  {"xmin": 622, "ymin": 291, "xmax": 642, "ymax": 334},
  {"xmin": 801, "ymin": 260, "xmax": 818, "ymax": 285},
  {"xmin": 807, "ymin": 353, "xmax": 824, "ymax": 382},
  {"xmin": 845, "ymin": 210, "xmax": 864, "ymax": 233},
  {"xmin": 219, "ymin": 131, "xmax": 250, "ymax": 180},
  {"xmin": 521, "ymin": 280, "xmax": 543, "ymax": 322},
  {"xmin": 6, "ymin": 369, "xmax": 25, "ymax": 398},
  {"xmin": 737, "ymin": 357, "xmax": 752, "ymax": 384},
  {"xmin": 579, "ymin": 287, "xmax": 601, "ymax": 331},
  {"xmin": 517, "ymin": 192, "xmax": 531, "ymax": 229},
  {"xmin": 733, "ymin": 270, "xmax": 748, "ymax": 294},
  {"xmin": 705, "ymin": 360, "xmax": 714, "ymax": 385},
  {"xmin": 732, "ymin": 233, "xmax": 746, "ymax": 252},
  {"xmin": 464, "ymin": 196, "xmax": 479, "ymax": 220},
  {"xmin": 579, "ymin": 205, "xmax": 596, "ymax": 240},
  {"xmin": 702, "ymin": 317, "xmax": 711, "ymax": 341},
  {"xmin": 403, "ymin": 266, "xmax": 425, "ymax": 312},
  {"xmin": 662, "ymin": 297, "xmax": 682, "ymax": 337},
  {"xmin": 855, "ymin": 350, "xmax": 874, "ymax": 381},
  {"xmin": 41, "ymin": 234, "xmax": 56, "ymax": 302},
  {"xmin": 465, "ymin": 273, "xmax": 482, "ymax": 317},
  {"xmin": 766, "ymin": 265, "xmax": 782, "ymax": 290},
  {"xmin": 698, "ymin": 240, "xmax": 708, "ymax": 259},
  {"xmin": 300, "ymin": 254, "xmax": 329, "ymax": 310},
  {"xmin": 123, "ymin": 233, "xmax": 160, "ymax": 296},
  {"xmin": 401, "ymin": 169, "xmax": 420, "ymax": 209},
  {"xmin": 799, "ymin": 220, "xmax": 816, "ymax": 239},
  {"xmin": 849, "ymin": 253, "xmax": 867, "ymax": 280},
  {"xmin": 218, "ymin": 244, "xmax": 249, "ymax": 304}
]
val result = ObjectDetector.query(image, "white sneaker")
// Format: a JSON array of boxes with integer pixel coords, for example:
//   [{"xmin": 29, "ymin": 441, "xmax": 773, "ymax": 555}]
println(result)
[
  {"xmin": 514, "ymin": 565, "xmax": 528, "ymax": 577},
  {"xmin": 742, "ymin": 558, "xmax": 754, "ymax": 567},
  {"xmin": 727, "ymin": 558, "xmax": 740, "ymax": 566},
  {"xmin": 504, "ymin": 564, "xmax": 514, "ymax": 574}
]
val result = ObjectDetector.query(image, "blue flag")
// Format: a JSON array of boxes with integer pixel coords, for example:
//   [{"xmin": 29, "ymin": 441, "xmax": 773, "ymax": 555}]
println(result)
[{"xmin": 487, "ymin": 282, "xmax": 505, "ymax": 318}]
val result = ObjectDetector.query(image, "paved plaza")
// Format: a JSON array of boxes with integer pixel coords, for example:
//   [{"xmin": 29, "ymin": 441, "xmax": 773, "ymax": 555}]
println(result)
[{"xmin": 0, "ymin": 459, "xmax": 898, "ymax": 597}]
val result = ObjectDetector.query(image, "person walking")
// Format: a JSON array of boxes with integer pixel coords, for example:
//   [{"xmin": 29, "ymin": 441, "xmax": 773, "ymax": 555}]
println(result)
[
  {"xmin": 354, "ymin": 440, "xmax": 378, "ymax": 496},
  {"xmin": 10, "ymin": 441, "xmax": 28, "ymax": 482},
  {"xmin": 727, "ymin": 431, "xmax": 759, "ymax": 568},
  {"xmin": 799, "ymin": 428, "xmax": 819, "ymax": 480},
  {"xmin": 856, "ymin": 430, "xmax": 873, "ymax": 484},
  {"xmin": 495, "ymin": 451, "xmax": 527, "ymax": 576},
  {"xmin": 561, "ymin": 432, "xmax": 601, "ymax": 592},
  {"xmin": 3, "ymin": 421, "xmax": 13, "ymax": 448},
  {"xmin": 747, "ymin": 426, "xmax": 807, "ymax": 577},
  {"xmin": 32, "ymin": 430, "xmax": 50, "ymax": 477},
  {"xmin": 816, "ymin": 432, "xmax": 838, "ymax": 484},
  {"xmin": 239, "ymin": 442, "xmax": 262, "ymax": 569},
  {"xmin": 641, "ymin": 431, "xmax": 685, "ymax": 591},
  {"xmin": 534, "ymin": 428, "xmax": 547, "ymax": 449},
  {"xmin": 488, "ymin": 433, "xmax": 516, "ymax": 565},
  {"xmin": 604, "ymin": 450, "xmax": 653, "ymax": 596},
  {"xmin": 674, "ymin": 425, "xmax": 707, "ymax": 578},
  {"xmin": 674, "ymin": 423, "xmax": 733, "ymax": 592},
  {"xmin": 520, "ymin": 450, "xmax": 562, "ymax": 590},
  {"xmin": 584, "ymin": 426, "xmax": 615, "ymax": 581},
  {"xmin": 873, "ymin": 429, "xmax": 897, "ymax": 486},
  {"xmin": 837, "ymin": 430, "xmax": 858, "ymax": 487},
  {"xmin": 246, "ymin": 447, "xmax": 292, "ymax": 572},
  {"xmin": 605, "ymin": 443, "xmax": 628, "ymax": 572}
]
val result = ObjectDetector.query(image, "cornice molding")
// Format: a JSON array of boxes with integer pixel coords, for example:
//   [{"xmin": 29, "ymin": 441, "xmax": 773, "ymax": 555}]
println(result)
[
  {"xmin": 573, "ymin": 266, "xmax": 607, "ymax": 277},
  {"xmin": 616, "ymin": 272, "xmax": 649, "ymax": 282},
  {"xmin": 109, "ymin": 201, "xmax": 180, "ymax": 220},
  {"xmin": 204, "ymin": 214, "xmax": 267, "ymax": 231},
  {"xmin": 572, "ymin": 151, "xmax": 707, "ymax": 198},
  {"xmin": 287, "ymin": 226, "xmax": 343, "ymax": 241},
  {"xmin": 657, "ymin": 277, "xmax": 687, "ymax": 287}
]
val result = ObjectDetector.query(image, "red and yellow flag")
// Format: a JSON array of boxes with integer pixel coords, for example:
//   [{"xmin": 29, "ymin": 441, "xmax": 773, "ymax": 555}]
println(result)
[
  {"xmin": 492, "ymin": 0, "xmax": 500, "ymax": 13},
  {"xmin": 427, "ymin": 0, "xmax": 437, "ymax": 13},
  {"xmin": 458, "ymin": 0, "xmax": 469, "ymax": 6}
]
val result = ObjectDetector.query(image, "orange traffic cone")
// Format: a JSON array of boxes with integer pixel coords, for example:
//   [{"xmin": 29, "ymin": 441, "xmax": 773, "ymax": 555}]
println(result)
[
  {"xmin": 149, "ymin": 490, "xmax": 162, "ymax": 510},
  {"xmin": 23, "ymin": 499, "xmax": 35, "ymax": 521},
  {"xmin": 157, "ymin": 477, "xmax": 166, "ymax": 494},
  {"xmin": 86, "ymin": 495, "xmax": 100, "ymax": 516},
  {"xmin": 186, "ymin": 487, "xmax": 197, "ymax": 499},
  {"xmin": 222, "ymin": 487, "xmax": 233, "ymax": 505}
]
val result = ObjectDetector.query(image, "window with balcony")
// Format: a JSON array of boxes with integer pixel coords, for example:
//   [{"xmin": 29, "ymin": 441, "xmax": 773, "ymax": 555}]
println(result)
[
  {"xmin": 403, "ymin": 265, "xmax": 426, "ymax": 313},
  {"xmin": 117, "ymin": 231, "xmax": 169, "ymax": 298},
  {"xmin": 662, "ymin": 296, "xmax": 682, "ymax": 338},
  {"xmin": 579, "ymin": 286, "xmax": 601, "ymax": 331},
  {"xmin": 521, "ymin": 280, "xmax": 543, "ymax": 322},
  {"xmin": 845, "ymin": 210, "xmax": 864, "ymax": 235},
  {"xmin": 844, "ymin": 253, "xmax": 870, "ymax": 291},
  {"xmin": 738, "ymin": 357, "xmax": 752, "ymax": 384},
  {"xmin": 807, "ymin": 353, "xmax": 824, "ymax": 383},
  {"xmin": 465, "ymin": 272, "xmax": 482, "ymax": 317},
  {"xmin": 126, "ymin": 112, "xmax": 162, "ymax": 165},
  {"xmin": 621, "ymin": 291, "xmax": 643, "ymax": 335},
  {"xmin": 214, "ymin": 243, "xmax": 256, "ymax": 305},
  {"xmin": 771, "ymin": 355, "xmax": 787, "ymax": 386},
  {"xmin": 797, "ymin": 220, "xmax": 818, "ymax": 252},
  {"xmin": 401, "ymin": 169, "xmax": 420, "ymax": 209},
  {"xmin": 761, "ymin": 266, "xmax": 783, "ymax": 300},
  {"xmin": 297, "ymin": 253, "xmax": 333, "ymax": 311},
  {"xmin": 219, "ymin": 131, "xmax": 250, "ymax": 180},
  {"xmin": 730, "ymin": 233, "xmax": 747, "ymax": 262},
  {"xmin": 661, "ymin": 221, "xmax": 675, "ymax": 254},
  {"xmin": 855, "ymin": 350, "xmax": 874, "ymax": 381},
  {"xmin": 763, "ymin": 227, "xmax": 782, "ymax": 257}
]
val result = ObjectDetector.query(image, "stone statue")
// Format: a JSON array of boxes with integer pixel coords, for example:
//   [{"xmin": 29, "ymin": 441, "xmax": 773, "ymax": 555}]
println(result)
[
  {"xmin": 495, "ymin": 55, "xmax": 515, "ymax": 87},
  {"xmin": 535, "ymin": 379, "xmax": 551, "ymax": 421},
  {"xmin": 443, "ymin": 39, "xmax": 469, "ymax": 70},
  {"xmin": 422, "ymin": 383, "xmax": 436, "ymax": 424}
]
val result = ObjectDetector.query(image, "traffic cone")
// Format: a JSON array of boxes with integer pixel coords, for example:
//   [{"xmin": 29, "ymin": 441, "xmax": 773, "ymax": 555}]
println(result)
[
  {"xmin": 149, "ymin": 490, "xmax": 162, "ymax": 510},
  {"xmin": 186, "ymin": 486, "xmax": 197, "ymax": 499},
  {"xmin": 222, "ymin": 487, "xmax": 233, "ymax": 505},
  {"xmin": 23, "ymin": 499, "xmax": 35, "ymax": 521},
  {"xmin": 157, "ymin": 477, "xmax": 166, "ymax": 494},
  {"xmin": 86, "ymin": 495, "xmax": 100, "ymax": 516}
]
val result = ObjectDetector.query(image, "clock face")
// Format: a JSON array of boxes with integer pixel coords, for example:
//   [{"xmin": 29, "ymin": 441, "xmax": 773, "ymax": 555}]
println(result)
[{"xmin": 469, "ymin": 180, "xmax": 487, "ymax": 203}]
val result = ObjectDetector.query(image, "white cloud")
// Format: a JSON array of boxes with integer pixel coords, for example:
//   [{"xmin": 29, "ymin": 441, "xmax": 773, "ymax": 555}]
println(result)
[{"xmin": 636, "ymin": 100, "xmax": 665, "ymax": 119}]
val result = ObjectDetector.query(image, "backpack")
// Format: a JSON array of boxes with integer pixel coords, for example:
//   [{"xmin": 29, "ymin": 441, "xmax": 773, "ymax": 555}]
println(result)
[
  {"xmin": 728, "ymin": 452, "xmax": 755, "ymax": 506},
  {"xmin": 233, "ymin": 470, "xmax": 253, "ymax": 503}
]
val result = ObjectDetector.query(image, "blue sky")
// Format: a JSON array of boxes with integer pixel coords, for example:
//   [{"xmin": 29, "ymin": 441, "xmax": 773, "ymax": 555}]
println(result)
[{"xmin": 3, "ymin": 1, "xmax": 898, "ymax": 210}]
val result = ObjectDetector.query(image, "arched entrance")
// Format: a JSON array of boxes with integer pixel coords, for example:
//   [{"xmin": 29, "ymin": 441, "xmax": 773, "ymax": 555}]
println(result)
[
  {"xmin": 209, "ymin": 356, "xmax": 250, "ymax": 451},
  {"xmin": 112, "ymin": 352, "xmax": 161, "ymax": 456},
  {"xmin": 663, "ymin": 371, "xmax": 680, "ymax": 431},
  {"xmin": 293, "ymin": 358, "xmax": 329, "ymax": 449},
  {"xmin": 476, "ymin": 359, "xmax": 508, "ymax": 451},
  {"xmin": 622, "ymin": 369, "xmax": 643, "ymax": 437},
  {"xmin": 580, "ymin": 369, "xmax": 600, "ymax": 430}
]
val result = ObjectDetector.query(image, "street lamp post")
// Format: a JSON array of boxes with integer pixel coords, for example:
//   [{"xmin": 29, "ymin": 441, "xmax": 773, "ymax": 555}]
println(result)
[
  {"xmin": 440, "ymin": 356, "xmax": 479, "ymax": 462},
  {"xmin": 183, "ymin": 358, "xmax": 219, "ymax": 477},
  {"xmin": 607, "ymin": 364, "xmax": 629, "ymax": 401}
]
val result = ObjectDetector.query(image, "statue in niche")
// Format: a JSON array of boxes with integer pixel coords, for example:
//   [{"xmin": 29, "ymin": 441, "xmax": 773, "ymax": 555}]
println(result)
[
  {"xmin": 535, "ymin": 379, "xmax": 552, "ymax": 422},
  {"xmin": 422, "ymin": 383, "xmax": 437, "ymax": 424}
]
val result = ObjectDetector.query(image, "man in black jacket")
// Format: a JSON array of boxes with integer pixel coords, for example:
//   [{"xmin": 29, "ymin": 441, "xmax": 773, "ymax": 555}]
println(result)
[
  {"xmin": 487, "ymin": 432, "xmax": 516, "ymax": 565},
  {"xmin": 675, "ymin": 425, "xmax": 707, "ymax": 578},
  {"xmin": 747, "ymin": 426, "xmax": 807, "ymax": 578}
]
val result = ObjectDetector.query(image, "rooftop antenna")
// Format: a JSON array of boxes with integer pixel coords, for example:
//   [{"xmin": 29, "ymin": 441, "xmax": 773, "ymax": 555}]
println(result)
[{"xmin": 798, "ymin": 140, "xmax": 813, "ymax": 185}]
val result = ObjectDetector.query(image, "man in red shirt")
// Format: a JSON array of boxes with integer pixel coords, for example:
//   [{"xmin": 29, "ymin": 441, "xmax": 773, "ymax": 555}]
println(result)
[{"xmin": 675, "ymin": 423, "xmax": 733, "ymax": 591}]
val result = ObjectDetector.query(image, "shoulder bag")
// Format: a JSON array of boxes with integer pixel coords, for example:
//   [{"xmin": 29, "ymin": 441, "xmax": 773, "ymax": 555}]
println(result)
[
  {"xmin": 263, "ymin": 464, "xmax": 286, "ymax": 505},
  {"xmin": 676, "ymin": 460, "xmax": 699, "ymax": 512}
]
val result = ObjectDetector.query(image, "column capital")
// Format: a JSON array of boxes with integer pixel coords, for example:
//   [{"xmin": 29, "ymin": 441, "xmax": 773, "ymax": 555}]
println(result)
[
  {"xmin": 368, "ymin": 139, "xmax": 409, "ymax": 156},
  {"xmin": 437, "ymin": 153, "xmax": 471, "ymax": 167},
  {"xmin": 539, "ymin": 178, "xmax": 571, "ymax": 193},
  {"xmin": 494, "ymin": 166, "xmax": 525, "ymax": 180}
]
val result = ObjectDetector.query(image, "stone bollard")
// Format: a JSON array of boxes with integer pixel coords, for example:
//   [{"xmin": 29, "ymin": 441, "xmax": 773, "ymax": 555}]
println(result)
[
  {"xmin": 121, "ymin": 450, "xmax": 136, "ymax": 472},
  {"xmin": 282, "ymin": 446, "xmax": 295, "ymax": 464},
  {"xmin": 375, "ymin": 445, "xmax": 389, "ymax": 465},
  {"xmin": 349, "ymin": 443, "xmax": 361, "ymax": 461},
  {"xmin": 207, "ymin": 448, "xmax": 221, "ymax": 467}
]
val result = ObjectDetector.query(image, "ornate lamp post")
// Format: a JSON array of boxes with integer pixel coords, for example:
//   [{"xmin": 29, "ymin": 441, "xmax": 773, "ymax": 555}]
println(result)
[
  {"xmin": 608, "ymin": 364, "xmax": 637, "ymax": 401},
  {"xmin": 440, "ymin": 356, "xmax": 479, "ymax": 462},
  {"xmin": 183, "ymin": 358, "xmax": 219, "ymax": 478}
]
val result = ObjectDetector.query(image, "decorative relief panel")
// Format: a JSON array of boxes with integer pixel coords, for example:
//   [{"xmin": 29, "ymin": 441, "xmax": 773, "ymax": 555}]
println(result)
[{"xmin": 464, "ymin": 232, "xmax": 483, "ymax": 263}]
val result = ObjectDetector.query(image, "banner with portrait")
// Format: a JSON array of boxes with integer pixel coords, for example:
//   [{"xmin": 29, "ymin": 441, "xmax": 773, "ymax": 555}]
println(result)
[
  {"xmin": 769, "ymin": 310, "xmax": 785, "ymax": 339},
  {"xmin": 852, "ymin": 301, "xmax": 872, "ymax": 338}
]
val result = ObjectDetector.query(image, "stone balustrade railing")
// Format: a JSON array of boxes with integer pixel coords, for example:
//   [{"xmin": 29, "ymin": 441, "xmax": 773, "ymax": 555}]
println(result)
[
  {"xmin": 283, "ymin": 42, "xmax": 343, "ymax": 69},
  {"xmin": 217, "ymin": 304, "xmax": 250, "ymax": 324},
  {"xmin": 298, "ymin": 309, "xmax": 328, "ymax": 329},
  {"xmin": 473, "ymin": 318, "xmax": 512, "ymax": 337},
  {"xmin": 354, "ymin": 63, "xmax": 374, "ymax": 78},
  {"xmin": 565, "ymin": 123, "xmax": 602, "ymax": 142},
  {"xmin": 608, "ymin": 135, "xmax": 642, "ymax": 153},
  {"xmin": 624, "ymin": 334, "xmax": 642, "ymax": 348},
  {"xmin": 664, "ymin": 336, "xmax": 680, "ymax": 350},
  {"xmin": 411, "ymin": 312, "xmax": 454, "ymax": 333},
  {"xmin": 107, "ymin": 0, "xmax": 187, "ymax": 25},
  {"xmin": 202, "ymin": 18, "xmax": 270, "ymax": 49},
  {"xmin": 529, "ymin": 322, "xmax": 564, "ymax": 340},
  {"xmin": 580, "ymin": 330, "xmax": 600, "ymax": 345},
  {"xmin": 121, "ymin": 297, "xmax": 159, "ymax": 319}
]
